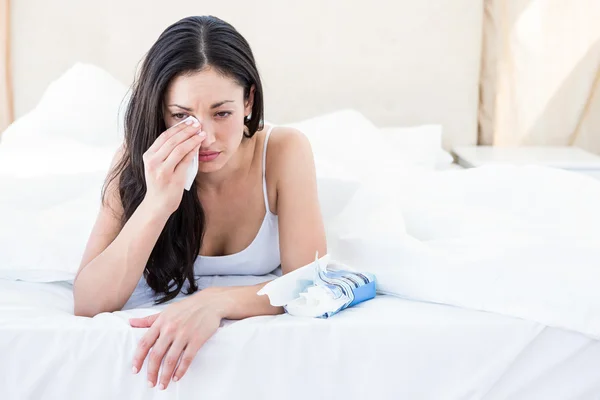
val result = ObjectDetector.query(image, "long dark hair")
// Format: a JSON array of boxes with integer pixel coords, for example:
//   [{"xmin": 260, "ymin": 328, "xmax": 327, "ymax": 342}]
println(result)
[{"xmin": 102, "ymin": 16, "xmax": 264, "ymax": 304}]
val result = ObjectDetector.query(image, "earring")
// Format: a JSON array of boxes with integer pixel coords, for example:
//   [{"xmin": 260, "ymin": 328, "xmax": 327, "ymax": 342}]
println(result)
[{"xmin": 245, "ymin": 112, "xmax": 252, "ymax": 122}]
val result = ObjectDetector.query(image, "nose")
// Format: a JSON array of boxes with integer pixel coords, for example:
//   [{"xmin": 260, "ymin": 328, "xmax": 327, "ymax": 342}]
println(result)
[{"xmin": 198, "ymin": 120, "xmax": 216, "ymax": 148}]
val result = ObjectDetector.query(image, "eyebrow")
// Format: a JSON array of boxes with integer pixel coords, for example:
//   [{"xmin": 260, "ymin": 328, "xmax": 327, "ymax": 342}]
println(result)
[{"xmin": 168, "ymin": 100, "xmax": 235, "ymax": 111}]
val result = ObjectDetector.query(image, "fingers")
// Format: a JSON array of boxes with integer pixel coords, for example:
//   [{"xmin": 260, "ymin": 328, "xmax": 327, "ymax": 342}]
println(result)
[
  {"xmin": 152, "ymin": 123, "xmax": 205, "ymax": 164},
  {"xmin": 172, "ymin": 328, "xmax": 213, "ymax": 382},
  {"xmin": 131, "ymin": 324, "xmax": 160, "ymax": 375},
  {"xmin": 129, "ymin": 313, "xmax": 160, "ymax": 328},
  {"xmin": 172, "ymin": 343, "xmax": 201, "ymax": 383},
  {"xmin": 157, "ymin": 337, "xmax": 186, "ymax": 390},
  {"xmin": 164, "ymin": 134, "xmax": 204, "ymax": 174},
  {"xmin": 147, "ymin": 116, "xmax": 198, "ymax": 154},
  {"xmin": 146, "ymin": 334, "xmax": 172, "ymax": 389}
]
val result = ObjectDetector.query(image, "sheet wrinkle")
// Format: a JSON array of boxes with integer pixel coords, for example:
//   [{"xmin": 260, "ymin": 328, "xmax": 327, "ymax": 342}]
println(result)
[
  {"xmin": 503, "ymin": 336, "xmax": 600, "ymax": 397},
  {"xmin": 479, "ymin": 326, "xmax": 551, "ymax": 398}
]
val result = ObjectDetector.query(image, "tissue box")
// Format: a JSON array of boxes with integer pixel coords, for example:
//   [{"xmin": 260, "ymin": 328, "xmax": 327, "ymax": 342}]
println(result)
[{"xmin": 258, "ymin": 253, "xmax": 377, "ymax": 318}]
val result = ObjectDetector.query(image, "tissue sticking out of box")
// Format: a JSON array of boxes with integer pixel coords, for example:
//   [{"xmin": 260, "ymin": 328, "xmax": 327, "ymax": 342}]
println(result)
[{"xmin": 257, "ymin": 252, "xmax": 377, "ymax": 318}]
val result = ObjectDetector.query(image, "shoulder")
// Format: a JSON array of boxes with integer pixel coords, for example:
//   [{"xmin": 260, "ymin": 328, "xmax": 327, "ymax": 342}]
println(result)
[
  {"xmin": 265, "ymin": 125, "xmax": 314, "ymax": 173},
  {"xmin": 263, "ymin": 125, "xmax": 317, "ymax": 199}
]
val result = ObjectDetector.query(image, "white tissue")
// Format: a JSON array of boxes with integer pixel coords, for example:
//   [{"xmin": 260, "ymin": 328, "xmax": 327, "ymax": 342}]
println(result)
[
  {"xmin": 256, "ymin": 254, "xmax": 330, "ymax": 307},
  {"xmin": 258, "ymin": 253, "xmax": 355, "ymax": 317},
  {"xmin": 185, "ymin": 147, "xmax": 199, "ymax": 191},
  {"xmin": 172, "ymin": 116, "xmax": 200, "ymax": 191},
  {"xmin": 284, "ymin": 285, "xmax": 348, "ymax": 318}
]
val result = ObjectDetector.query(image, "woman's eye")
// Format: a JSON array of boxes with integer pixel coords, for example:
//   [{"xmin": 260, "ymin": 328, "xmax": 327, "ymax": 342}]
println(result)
[
  {"xmin": 172, "ymin": 113, "xmax": 187, "ymax": 120},
  {"xmin": 215, "ymin": 111, "xmax": 231, "ymax": 118}
]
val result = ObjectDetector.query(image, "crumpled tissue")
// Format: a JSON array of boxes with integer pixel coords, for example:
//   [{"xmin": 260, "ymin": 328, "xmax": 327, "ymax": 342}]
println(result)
[
  {"xmin": 172, "ymin": 116, "xmax": 200, "ymax": 191},
  {"xmin": 257, "ymin": 253, "xmax": 377, "ymax": 318}
]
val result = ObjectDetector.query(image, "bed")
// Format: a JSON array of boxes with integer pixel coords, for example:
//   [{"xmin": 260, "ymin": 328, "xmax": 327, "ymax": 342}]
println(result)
[
  {"xmin": 4, "ymin": 2, "xmax": 600, "ymax": 399},
  {"xmin": 3, "ymin": 80, "xmax": 600, "ymax": 400},
  {"xmin": 3, "ymin": 278, "xmax": 600, "ymax": 400}
]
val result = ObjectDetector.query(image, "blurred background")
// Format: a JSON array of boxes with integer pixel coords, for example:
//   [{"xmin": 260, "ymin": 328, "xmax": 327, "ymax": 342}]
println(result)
[{"xmin": 0, "ymin": 0, "xmax": 599, "ymax": 153}]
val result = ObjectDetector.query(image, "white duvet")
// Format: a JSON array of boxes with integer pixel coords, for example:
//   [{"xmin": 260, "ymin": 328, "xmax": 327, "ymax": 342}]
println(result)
[{"xmin": 3, "ymin": 157, "xmax": 600, "ymax": 341}]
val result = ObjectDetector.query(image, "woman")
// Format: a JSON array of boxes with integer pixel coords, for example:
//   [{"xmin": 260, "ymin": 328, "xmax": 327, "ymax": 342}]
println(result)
[{"xmin": 73, "ymin": 15, "xmax": 326, "ymax": 390}]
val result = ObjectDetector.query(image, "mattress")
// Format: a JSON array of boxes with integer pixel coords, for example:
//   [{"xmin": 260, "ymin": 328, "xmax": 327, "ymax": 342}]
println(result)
[{"xmin": 2, "ymin": 278, "xmax": 600, "ymax": 400}]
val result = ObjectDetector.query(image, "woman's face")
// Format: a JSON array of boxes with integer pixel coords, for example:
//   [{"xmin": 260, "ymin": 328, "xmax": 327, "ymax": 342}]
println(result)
[{"xmin": 163, "ymin": 67, "xmax": 254, "ymax": 173}]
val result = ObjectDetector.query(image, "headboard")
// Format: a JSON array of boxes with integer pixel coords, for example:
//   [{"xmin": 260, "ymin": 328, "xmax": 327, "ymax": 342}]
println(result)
[{"xmin": 11, "ymin": 0, "xmax": 483, "ymax": 149}]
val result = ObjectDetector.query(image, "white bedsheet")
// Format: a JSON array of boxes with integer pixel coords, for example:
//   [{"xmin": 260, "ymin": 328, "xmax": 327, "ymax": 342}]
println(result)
[{"xmin": 2, "ymin": 278, "xmax": 600, "ymax": 400}]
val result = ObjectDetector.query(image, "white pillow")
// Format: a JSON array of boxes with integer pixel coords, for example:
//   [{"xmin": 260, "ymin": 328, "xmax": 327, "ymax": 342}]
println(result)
[
  {"xmin": 285, "ymin": 109, "xmax": 419, "ymax": 227},
  {"xmin": 379, "ymin": 124, "xmax": 454, "ymax": 170},
  {"xmin": 285, "ymin": 109, "xmax": 394, "ymax": 224},
  {"xmin": 0, "ymin": 175, "xmax": 105, "ymax": 281},
  {"xmin": 314, "ymin": 160, "xmax": 360, "ymax": 226},
  {"xmin": 0, "ymin": 63, "xmax": 126, "ymax": 178},
  {"xmin": 0, "ymin": 63, "xmax": 128, "ymax": 282},
  {"xmin": 285, "ymin": 109, "xmax": 388, "ymax": 181},
  {"xmin": 0, "ymin": 171, "xmax": 107, "ymax": 210},
  {"xmin": 2, "ymin": 62, "xmax": 129, "ymax": 147},
  {"xmin": 0, "ymin": 138, "xmax": 118, "ymax": 178}
]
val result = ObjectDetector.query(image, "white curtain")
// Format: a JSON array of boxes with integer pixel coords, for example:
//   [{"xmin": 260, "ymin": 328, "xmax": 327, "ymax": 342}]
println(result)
[
  {"xmin": 0, "ymin": 0, "xmax": 12, "ymax": 134},
  {"xmin": 479, "ymin": 0, "xmax": 600, "ymax": 154}
]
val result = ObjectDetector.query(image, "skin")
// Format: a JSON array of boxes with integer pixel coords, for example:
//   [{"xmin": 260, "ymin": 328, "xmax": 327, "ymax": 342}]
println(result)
[{"xmin": 75, "ymin": 66, "xmax": 327, "ymax": 390}]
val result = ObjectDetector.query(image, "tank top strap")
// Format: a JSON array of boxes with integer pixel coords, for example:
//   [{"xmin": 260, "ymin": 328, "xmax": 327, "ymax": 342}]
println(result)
[{"xmin": 262, "ymin": 125, "xmax": 276, "ymax": 214}]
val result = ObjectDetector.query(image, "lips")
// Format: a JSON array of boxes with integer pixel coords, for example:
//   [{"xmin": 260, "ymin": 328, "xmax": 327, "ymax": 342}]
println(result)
[{"xmin": 198, "ymin": 151, "xmax": 220, "ymax": 162}]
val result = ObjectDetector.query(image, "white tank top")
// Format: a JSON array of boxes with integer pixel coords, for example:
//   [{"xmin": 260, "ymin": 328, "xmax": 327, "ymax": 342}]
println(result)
[
  {"xmin": 192, "ymin": 125, "xmax": 281, "ymax": 276},
  {"xmin": 123, "ymin": 126, "xmax": 281, "ymax": 310}
]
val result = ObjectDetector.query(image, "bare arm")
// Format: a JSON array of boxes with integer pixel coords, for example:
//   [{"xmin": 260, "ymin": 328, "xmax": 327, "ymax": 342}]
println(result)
[
  {"xmin": 73, "ymin": 147, "xmax": 172, "ymax": 317},
  {"xmin": 73, "ymin": 199, "xmax": 171, "ymax": 317},
  {"xmin": 206, "ymin": 128, "xmax": 327, "ymax": 320},
  {"xmin": 74, "ymin": 118, "xmax": 206, "ymax": 317}
]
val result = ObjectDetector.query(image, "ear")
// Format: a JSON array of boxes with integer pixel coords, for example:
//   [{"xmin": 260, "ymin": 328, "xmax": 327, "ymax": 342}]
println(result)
[{"xmin": 244, "ymin": 85, "xmax": 256, "ymax": 118}]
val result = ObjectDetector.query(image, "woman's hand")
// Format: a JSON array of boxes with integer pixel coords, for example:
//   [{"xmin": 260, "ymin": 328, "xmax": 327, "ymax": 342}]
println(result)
[
  {"xmin": 129, "ymin": 290, "xmax": 227, "ymax": 390},
  {"xmin": 142, "ymin": 116, "xmax": 206, "ymax": 215}
]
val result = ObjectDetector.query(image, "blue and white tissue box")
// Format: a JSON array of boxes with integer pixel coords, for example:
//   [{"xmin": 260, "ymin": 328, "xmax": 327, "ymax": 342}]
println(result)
[{"xmin": 257, "ymin": 253, "xmax": 376, "ymax": 318}]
